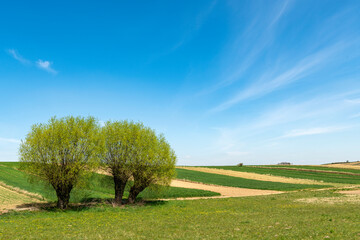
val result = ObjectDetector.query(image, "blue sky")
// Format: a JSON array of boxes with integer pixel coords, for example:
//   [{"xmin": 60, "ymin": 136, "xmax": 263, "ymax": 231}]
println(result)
[{"xmin": 1, "ymin": 0, "xmax": 360, "ymax": 165}]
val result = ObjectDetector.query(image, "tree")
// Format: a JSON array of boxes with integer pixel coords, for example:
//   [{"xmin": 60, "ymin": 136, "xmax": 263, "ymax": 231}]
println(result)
[
  {"xmin": 101, "ymin": 120, "xmax": 140, "ymax": 205},
  {"xmin": 19, "ymin": 116, "xmax": 103, "ymax": 209},
  {"xmin": 102, "ymin": 120, "xmax": 176, "ymax": 204},
  {"xmin": 127, "ymin": 126, "xmax": 176, "ymax": 203}
]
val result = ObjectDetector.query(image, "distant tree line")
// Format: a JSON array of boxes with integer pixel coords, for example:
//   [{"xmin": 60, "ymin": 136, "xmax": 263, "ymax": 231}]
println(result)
[{"xmin": 19, "ymin": 116, "xmax": 176, "ymax": 209}]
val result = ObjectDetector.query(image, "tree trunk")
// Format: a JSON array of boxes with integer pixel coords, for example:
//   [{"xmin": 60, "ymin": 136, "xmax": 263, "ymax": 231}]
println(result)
[
  {"xmin": 55, "ymin": 184, "xmax": 73, "ymax": 209},
  {"xmin": 114, "ymin": 176, "xmax": 127, "ymax": 205},
  {"xmin": 128, "ymin": 184, "xmax": 146, "ymax": 204}
]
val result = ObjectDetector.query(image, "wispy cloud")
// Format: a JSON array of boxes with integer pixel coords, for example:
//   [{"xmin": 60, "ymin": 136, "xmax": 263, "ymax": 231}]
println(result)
[
  {"xmin": 36, "ymin": 59, "xmax": 57, "ymax": 74},
  {"xmin": 268, "ymin": 0, "xmax": 291, "ymax": 28},
  {"xmin": 200, "ymin": 0, "xmax": 292, "ymax": 95},
  {"xmin": 211, "ymin": 41, "xmax": 350, "ymax": 112},
  {"xmin": 7, "ymin": 49, "xmax": 31, "ymax": 65},
  {"xmin": 7, "ymin": 49, "xmax": 57, "ymax": 74},
  {"xmin": 0, "ymin": 137, "xmax": 21, "ymax": 144},
  {"xmin": 171, "ymin": 0, "xmax": 217, "ymax": 51},
  {"xmin": 279, "ymin": 126, "xmax": 349, "ymax": 138}
]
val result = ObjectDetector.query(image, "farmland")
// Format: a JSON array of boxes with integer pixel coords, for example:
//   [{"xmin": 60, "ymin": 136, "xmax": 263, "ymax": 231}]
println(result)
[
  {"xmin": 203, "ymin": 165, "xmax": 360, "ymax": 184},
  {"xmin": 1, "ymin": 162, "xmax": 360, "ymax": 239},
  {"xmin": 176, "ymin": 168, "xmax": 332, "ymax": 190}
]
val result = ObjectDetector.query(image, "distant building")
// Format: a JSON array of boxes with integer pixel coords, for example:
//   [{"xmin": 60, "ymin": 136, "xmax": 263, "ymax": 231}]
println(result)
[{"xmin": 278, "ymin": 162, "xmax": 291, "ymax": 165}]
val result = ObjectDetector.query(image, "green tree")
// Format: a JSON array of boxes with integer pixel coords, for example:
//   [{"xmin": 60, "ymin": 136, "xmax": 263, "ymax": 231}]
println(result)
[
  {"xmin": 101, "ymin": 120, "xmax": 139, "ymax": 205},
  {"xmin": 127, "ymin": 125, "xmax": 176, "ymax": 203},
  {"xmin": 102, "ymin": 120, "xmax": 176, "ymax": 204},
  {"xmin": 19, "ymin": 116, "xmax": 103, "ymax": 209}
]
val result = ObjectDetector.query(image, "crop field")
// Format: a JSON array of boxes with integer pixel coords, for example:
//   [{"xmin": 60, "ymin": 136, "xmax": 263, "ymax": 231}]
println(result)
[
  {"xmin": 203, "ymin": 166, "xmax": 360, "ymax": 184},
  {"xmin": 176, "ymin": 168, "xmax": 332, "ymax": 190},
  {"xmin": 1, "ymin": 163, "xmax": 360, "ymax": 239}
]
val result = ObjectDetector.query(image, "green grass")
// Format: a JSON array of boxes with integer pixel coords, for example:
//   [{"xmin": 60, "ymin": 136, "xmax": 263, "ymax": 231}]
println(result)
[
  {"xmin": 0, "ymin": 162, "xmax": 219, "ymax": 203},
  {"xmin": 176, "ymin": 168, "xmax": 331, "ymax": 191},
  {"xmin": 0, "ymin": 190, "xmax": 359, "ymax": 239},
  {"xmin": 205, "ymin": 166, "xmax": 360, "ymax": 184}
]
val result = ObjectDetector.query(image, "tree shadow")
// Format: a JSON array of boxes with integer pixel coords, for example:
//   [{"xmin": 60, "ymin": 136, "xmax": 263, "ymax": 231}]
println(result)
[{"xmin": 7, "ymin": 198, "xmax": 167, "ymax": 214}]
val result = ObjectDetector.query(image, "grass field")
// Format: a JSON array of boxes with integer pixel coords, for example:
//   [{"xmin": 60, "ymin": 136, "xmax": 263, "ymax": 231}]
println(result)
[
  {"xmin": 1, "ymin": 190, "xmax": 359, "ymax": 239},
  {"xmin": 204, "ymin": 166, "xmax": 360, "ymax": 184},
  {"xmin": 176, "ymin": 168, "xmax": 332, "ymax": 190},
  {"xmin": 0, "ymin": 163, "xmax": 219, "ymax": 203}
]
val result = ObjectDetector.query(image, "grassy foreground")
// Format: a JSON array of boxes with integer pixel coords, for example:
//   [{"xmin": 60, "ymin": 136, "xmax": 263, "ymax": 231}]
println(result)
[
  {"xmin": 176, "ymin": 168, "xmax": 332, "ymax": 190},
  {"xmin": 1, "ymin": 190, "xmax": 359, "ymax": 239}
]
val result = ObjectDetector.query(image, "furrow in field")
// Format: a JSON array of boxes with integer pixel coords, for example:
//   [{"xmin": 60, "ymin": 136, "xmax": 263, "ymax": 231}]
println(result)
[{"xmin": 178, "ymin": 167, "xmax": 329, "ymax": 185}]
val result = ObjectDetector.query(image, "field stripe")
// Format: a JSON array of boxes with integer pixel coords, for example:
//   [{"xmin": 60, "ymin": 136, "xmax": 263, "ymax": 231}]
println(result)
[
  {"xmin": 170, "ymin": 179, "xmax": 282, "ymax": 198},
  {"xmin": 178, "ymin": 167, "xmax": 329, "ymax": 185}
]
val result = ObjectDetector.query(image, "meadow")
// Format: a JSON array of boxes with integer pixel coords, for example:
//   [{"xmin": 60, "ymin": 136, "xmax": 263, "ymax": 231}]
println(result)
[{"xmin": 1, "ymin": 190, "xmax": 360, "ymax": 239}]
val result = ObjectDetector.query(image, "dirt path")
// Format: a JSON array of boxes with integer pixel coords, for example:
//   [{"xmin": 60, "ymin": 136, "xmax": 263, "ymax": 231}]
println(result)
[
  {"xmin": 170, "ymin": 179, "xmax": 282, "ymax": 199},
  {"xmin": 178, "ymin": 167, "xmax": 329, "ymax": 185}
]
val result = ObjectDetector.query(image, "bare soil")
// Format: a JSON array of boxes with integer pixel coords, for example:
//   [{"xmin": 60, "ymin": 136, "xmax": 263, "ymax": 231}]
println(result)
[{"xmin": 170, "ymin": 179, "xmax": 282, "ymax": 199}]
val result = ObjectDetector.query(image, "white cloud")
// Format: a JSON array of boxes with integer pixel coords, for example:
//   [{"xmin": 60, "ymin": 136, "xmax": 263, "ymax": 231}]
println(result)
[
  {"xmin": 280, "ymin": 126, "xmax": 348, "ymax": 138},
  {"xmin": 36, "ymin": 59, "xmax": 57, "ymax": 74},
  {"xmin": 7, "ymin": 49, "xmax": 31, "ymax": 65},
  {"xmin": 0, "ymin": 137, "xmax": 21, "ymax": 144},
  {"xmin": 7, "ymin": 49, "xmax": 58, "ymax": 74},
  {"xmin": 211, "ymin": 42, "xmax": 349, "ymax": 112}
]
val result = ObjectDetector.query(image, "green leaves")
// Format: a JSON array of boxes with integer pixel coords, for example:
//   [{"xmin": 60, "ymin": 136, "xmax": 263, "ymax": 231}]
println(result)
[
  {"xmin": 19, "ymin": 116, "xmax": 104, "ymax": 202},
  {"xmin": 19, "ymin": 116, "xmax": 177, "ymax": 206},
  {"xmin": 102, "ymin": 120, "xmax": 177, "ymax": 202}
]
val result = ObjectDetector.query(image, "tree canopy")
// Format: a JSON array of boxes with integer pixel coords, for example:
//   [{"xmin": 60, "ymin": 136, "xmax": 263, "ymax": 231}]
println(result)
[
  {"xmin": 102, "ymin": 120, "xmax": 176, "ymax": 204},
  {"xmin": 19, "ymin": 116, "xmax": 104, "ymax": 209}
]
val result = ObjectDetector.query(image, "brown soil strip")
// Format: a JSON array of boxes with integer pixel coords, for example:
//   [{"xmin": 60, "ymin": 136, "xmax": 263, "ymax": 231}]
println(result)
[
  {"xmin": 170, "ymin": 179, "xmax": 282, "ymax": 199},
  {"xmin": 178, "ymin": 167, "xmax": 329, "ymax": 185}
]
